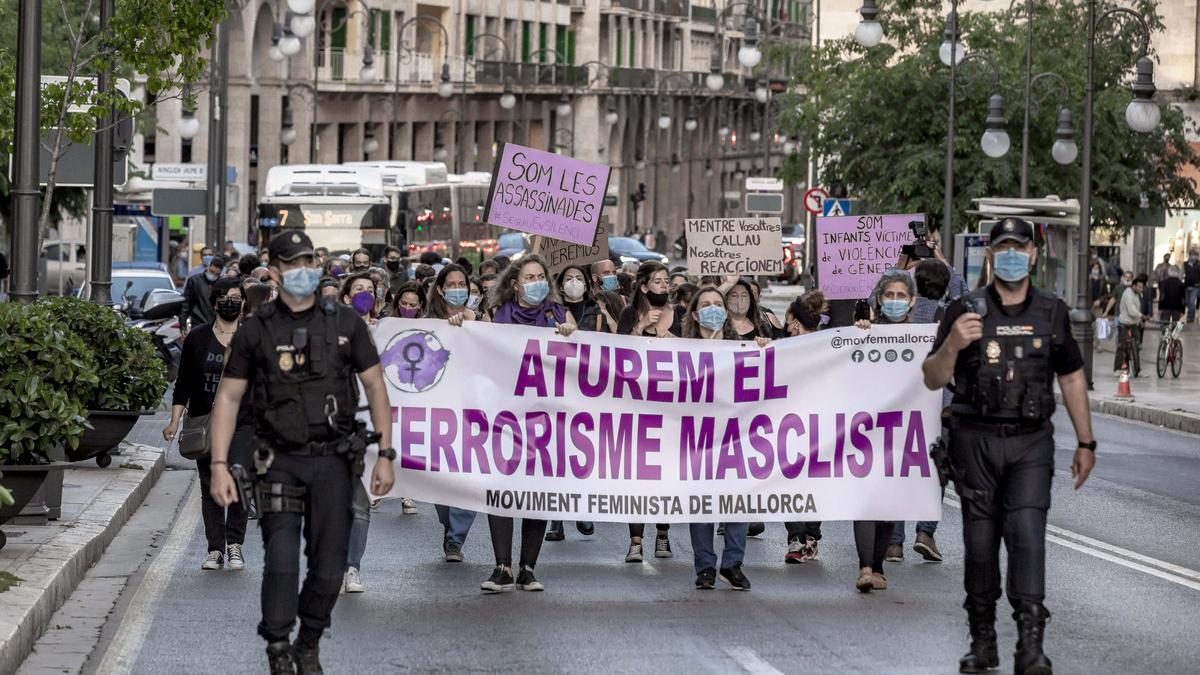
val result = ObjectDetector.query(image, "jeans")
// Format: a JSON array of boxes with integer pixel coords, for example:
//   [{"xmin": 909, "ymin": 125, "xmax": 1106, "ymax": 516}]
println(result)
[
  {"xmin": 1187, "ymin": 286, "xmax": 1199, "ymax": 323},
  {"xmin": 347, "ymin": 481, "xmax": 370, "ymax": 570},
  {"xmin": 257, "ymin": 453, "xmax": 353, "ymax": 644},
  {"xmin": 689, "ymin": 522, "xmax": 748, "ymax": 574},
  {"xmin": 435, "ymin": 505, "xmax": 477, "ymax": 546},
  {"xmin": 890, "ymin": 520, "xmax": 938, "ymax": 545},
  {"xmin": 196, "ymin": 457, "xmax": 248, "ymax": 552}
]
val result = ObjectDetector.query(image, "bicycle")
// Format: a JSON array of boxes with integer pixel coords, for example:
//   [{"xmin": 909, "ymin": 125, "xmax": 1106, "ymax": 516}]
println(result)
[
  {"xmin": 1118, "ymin": 323, "xmax": 1141, "ymax": 377},
  {"xmin": 1156, "ymin": 316, "xmax": 1184, "ymax": 378}
]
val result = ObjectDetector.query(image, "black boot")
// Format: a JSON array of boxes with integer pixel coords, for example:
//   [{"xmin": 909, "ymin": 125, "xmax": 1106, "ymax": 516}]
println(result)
[
  {"xmin": 293, "ymin": 635, "xmax": 324, "ymax": 675},
  {"xmin": 545, "ymin": 521, "xmax": 565, "ymax": 541},
  {"xmin": 959, "ymin": 605, "xmax": 999, "ymax": 673},
  {"xmin": 266, "ymin": 641, "xmax": 296, "ymax": 675},
  {"xmin": 1013, "ymin": 604, "xmax": 1053, "ymax": 675}
]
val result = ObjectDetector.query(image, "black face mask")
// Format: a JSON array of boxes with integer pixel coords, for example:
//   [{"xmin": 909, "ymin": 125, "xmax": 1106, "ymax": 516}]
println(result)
[
  {"xmin": 385, "ymin": 259, "xmax": 401, "ymax": 271},
  {"xmin": 215, "ymin": 297, "xmax": 243, "ymax": 321},
  {"xmin": 646, "ymin": 290, "xmax": 669, "ymax": 307}
]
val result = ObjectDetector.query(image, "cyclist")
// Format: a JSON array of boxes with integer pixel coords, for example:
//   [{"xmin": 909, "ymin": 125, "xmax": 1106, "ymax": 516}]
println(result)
[{"xmin": 1114, "ymin": 273, "xmax": 1147, "ymax": 375}]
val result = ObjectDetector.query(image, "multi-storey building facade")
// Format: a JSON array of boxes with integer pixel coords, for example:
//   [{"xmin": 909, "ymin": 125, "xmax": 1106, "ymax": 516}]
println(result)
[{"xmin": 141, "ymin": 0, "xmax": 812, "ymax": 246}]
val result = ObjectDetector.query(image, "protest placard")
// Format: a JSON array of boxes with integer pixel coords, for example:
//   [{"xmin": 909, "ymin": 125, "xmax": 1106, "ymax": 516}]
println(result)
[
  {"xmin": 364, "ymin": 319, "xmax": 943, "ymax": 523},
  {"xmin": 684, "ymin": 216, "xmax": 783, "ymax": 276},
  {"xmin": 484, "ymin": 142, "xmax": 612, "ymax": 246},
  {"xmin": 533, "ymin": 217, "xmax": 611, "ymax": 277},
  {"xmin": 816, "ymin": 213, "xmax": 925, "ymax": 300}
]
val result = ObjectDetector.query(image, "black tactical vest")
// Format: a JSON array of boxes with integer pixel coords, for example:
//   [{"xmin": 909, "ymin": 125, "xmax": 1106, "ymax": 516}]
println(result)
[
  {"xmin": 250, "ymin": 299, "xmax": 358, "ymax": 448},
  {"xmin": 950, "ymin": 287, "xmax": 1059, "ymax": 422}
]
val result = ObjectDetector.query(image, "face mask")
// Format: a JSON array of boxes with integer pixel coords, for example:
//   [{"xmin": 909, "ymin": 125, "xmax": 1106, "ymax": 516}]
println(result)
[
  {"xmin": 727, "ymin": 297, "xmax": 750, "ymax": 316},
  {"xmin": 819, "ymin": 313, "xmax": 830, "ymax": 327},
  {"xmin": 352, "ymin": 262, "xmax": 370, "ymax": 272},
  {"xmin": 467, "ymin": 293, "xmax": 482, "ymax": 311},
  {"xmin": 1121, "ymin": 279, "xmax": 1132, "ymax": 286},
  {"xmin": 881, "ymin": 299, "xmax": 910, "ymax": 322},
  {"xmin": 444, "ymin": 288, "xmax": 469, "ymax": 308},
  {"xmin": 522, "ymin": 280, "xmax": 550, "ymax": 305},
  {"xmin": 351, "ymin": 290, "xmax": 376, "ymax": 316},
  {"xmin": 375, "ymin": 287, "xmax": 386, "ymax": 301},
  {"xmin": 330, "ymin": 266, "xmax": 345, "ymax": 278},
  {"xmin": 993, "ymin": 249, "xmax": 1031, "ymax": 282},
  {"xmin": 1090, "ymin": 270, "xmax": 1102, "ymax": 279},
  {"xmin": 215, "ymin": 297, "xmax": 242, "ymax": 321},
  {"xmin": 563, "ymin": 278, "xmax": 587, "ymax": 300},
  {"xmin": 204, "ymin": 271, "xmax": 218, "ymax": 283},
  {"xmin": 201, "ymin": 255, "xmax": 214, "ymax": 266},
  {"xmin": 398, "ymin": 306, "xmax": 419, "ymax": 319},
  {"xmin": 385, "ymin": 259, "xmax": 401, "ymax": 271},
  {"xmin": 281, "ymin": 266, "xmax": 321, "ymax": 298},
  {"xmin": 600, "ymin": 275, "xmax": 618, "ymax": 292},
  {"xmin": 697, "ymin": 305, "xmax": 727, "ymax": 331},
  {"xmin": 646, "ymin": 289, "xmax": 669, "ymax": 307}
]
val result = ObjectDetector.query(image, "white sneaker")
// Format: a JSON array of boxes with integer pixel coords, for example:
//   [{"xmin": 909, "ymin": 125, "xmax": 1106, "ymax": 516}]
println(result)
[
  {"xmin": 401, "ymin": 497, "xmax": 418, "ymax": 515},
  {"xmin": 344, "ymin": 566, "xmax": 365, "ymax": 593},
  {"xmin": 201, "ymin": 550, "xmax": 223, "ymax": 570},
  {"xmin": 226, "ymin": 543, "xmax": 245, "ymax": 571}
]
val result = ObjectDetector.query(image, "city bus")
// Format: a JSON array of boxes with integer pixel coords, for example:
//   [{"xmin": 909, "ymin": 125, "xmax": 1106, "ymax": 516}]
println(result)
[{"xmin": 256, "ymin": 164, "xmax": 394, "ymax": 257}]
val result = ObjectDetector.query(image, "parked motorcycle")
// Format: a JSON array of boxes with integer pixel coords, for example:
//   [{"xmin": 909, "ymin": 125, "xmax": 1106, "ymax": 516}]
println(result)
[{"xmin": 126, "ymin": 288, "xmax": 184, "ymax": 383}]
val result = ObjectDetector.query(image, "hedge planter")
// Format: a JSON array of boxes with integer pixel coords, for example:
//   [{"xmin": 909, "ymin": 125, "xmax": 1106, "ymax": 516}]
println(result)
[
  {"xmin": 0, "ymin": 466, "xmax": 50, "ymax": 550},
  {"xmin": 72, "ymin": 410, "xmax": 152, "ymax": 467}
]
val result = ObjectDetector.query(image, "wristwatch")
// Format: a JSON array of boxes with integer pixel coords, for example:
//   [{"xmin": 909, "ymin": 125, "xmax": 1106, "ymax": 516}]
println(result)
[
  {"xmin": 378, "ymin": 447, "xmax": 397, "ymax": 461},
  {"xmin": 1077, "ymin": 440, "xmax": 1097, "ymax": 452}
]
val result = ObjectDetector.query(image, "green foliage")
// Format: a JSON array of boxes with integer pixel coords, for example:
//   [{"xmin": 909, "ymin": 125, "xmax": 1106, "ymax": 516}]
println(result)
[
  {"xmin": 36, "ymin": 296, "xmax": 167, "ymax": 411},
  {"xmin": 772, "ymin": 0, "xmax": 1197, "ymax": 235},
  {"xmin": 0, "ymin": 303, "xmax": 96, "ymax": 464}
]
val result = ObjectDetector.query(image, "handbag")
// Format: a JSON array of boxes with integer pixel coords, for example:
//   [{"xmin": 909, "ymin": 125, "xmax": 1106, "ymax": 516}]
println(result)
[
  {"xmin": 178, "ymin": 412, "xmax": 212, "ymax": 460},
  {"xmin": 1094, "ymin": 317, "xmax": 1112, "ymax": 341}
]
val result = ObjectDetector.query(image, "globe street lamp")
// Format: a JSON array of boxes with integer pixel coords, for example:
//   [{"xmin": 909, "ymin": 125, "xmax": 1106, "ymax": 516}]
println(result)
[
  {"xmin": 280, "ymin": 108, "xmax": 297, "ymax": 147},
  {"xmin": 290, "ymin": 11, "xmax": 316, "ymax": 38},
  {"xmin": 938, "ymin": 10, "xmax": 964, "ymax": 66},
  {"xmin": 1051, "ymin": 109, "xmax": 1078, "ymax": 165},
  {"xmin": 556, "ymin": 93, "xmax": 572, "ymax": 118},
  {"xmin": 754, "ymin": 81, "xmax": 769, "ymax": 104},
  {"xmin": 500, "ymin": 83, "xmax": 516, "ymax": 110},
  {"xmin": 1125, "ymin": 57, "xmax": 1159, "ymax": 133},
  {"xmin": 605, "ymin": 96, "xmax": 619, "ymax": 125},
  {"xmin": 855, "ymin": 0, "xmax": 884, "ymax": 48},
  {"xmin": 979, "ymin": 94, "xmax": 1010, "ymax": 159},
  {"xmin": 437, "ymin": 63, "xmax": 454, "ymax": 98},
  {"xmin": 287, "ymin": 0, "xmax": 314, "ymax": 14},
  {"xmin": 278, "ymin": 30, "xmax": 302, "ymax": 57},
  {"xmin": 706, "ymin": 51, "xmax": 725, "ymax": 92},
  {"xmin": 360, "ymin": 48, "xmax": 377, "ymax": 82},
  {"xmin": 737, "ymin": 17, "xmax": 762, "ymax": 69},
  {"xmin": 178, "ymin": 108, "xmax": 200, "ymax": 140},
  {"xmin": 363, "ymin": 124, "xmax": 379, "ymax": 155}
]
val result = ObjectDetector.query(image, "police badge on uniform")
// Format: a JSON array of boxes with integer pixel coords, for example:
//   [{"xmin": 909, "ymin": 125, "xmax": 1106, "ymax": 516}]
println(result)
[
  {"xmin": 985, "ymin": 340, "xmax": 1002, "ymax": 363},
  {"xmin": 279, "ymin": 352, "xmax": 295, "ymax": 372},
  {"xmin": 1032, "ymin": 338, "xmax": 1043, "ymax": 350}
]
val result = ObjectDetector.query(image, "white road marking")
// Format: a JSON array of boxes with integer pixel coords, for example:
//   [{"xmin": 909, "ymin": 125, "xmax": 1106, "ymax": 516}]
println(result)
[
  {"xmin": 944, "ymin": 495, "xmax": 1200, "ymax": 592},
  {"xmin": 639, "ymin": 561, "xmax": 660, "ymax": 576},
  {"xmin": 95, "ymin": 479, "xmax": 201, "ymax": 675},
  {"xmin": 724, "ymin": 647, "xmax": 785, "ymax": 675}
]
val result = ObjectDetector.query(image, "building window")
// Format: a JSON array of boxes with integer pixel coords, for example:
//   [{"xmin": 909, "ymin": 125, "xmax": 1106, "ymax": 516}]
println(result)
[
  {"xmin": 181, "ymin": 139, "xmax": 192, "ymax": 163},
  {"xmin": 616, "ymin": 28, "xmax": 623, "ymax": 67},
  {"xmin": 629, "ymin": 30, "xmax": 636, "ymax": 67},
  {"xmin": 465, "ymin": 15, "xmax": 476, "ymax": 58},
  {"xmin": 522, "ymin": 21, "xmax": 531, "ymax": 61},
  {"xmin": 249, "ymin": 94, "xmax": 259, "ymax": 168},
  {"xmin": 538, "ymin": 23, "xmax": 548, "ymax": 62},
  {"xmin": 143, "ymin": 89, "xmax": 157, "ymax": 163}
]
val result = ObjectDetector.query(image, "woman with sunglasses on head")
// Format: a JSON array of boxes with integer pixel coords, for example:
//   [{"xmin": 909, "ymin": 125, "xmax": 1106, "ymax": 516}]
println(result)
[
  {"xmin": 614, "ymin": 261, "xmax": 682, "ymax": 563},
  {"xmin": 457, "ymin": 254, "xmax": 576, "ymax": 593},
  {"xmin": 680, "ymin": 286, "xmax": 753, "ymax": 591}
]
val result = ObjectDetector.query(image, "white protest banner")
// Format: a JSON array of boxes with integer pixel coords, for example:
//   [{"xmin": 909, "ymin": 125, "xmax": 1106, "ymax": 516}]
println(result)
[
  {"xmin": 685, "ymin": 217, "xmax": 784, "ymax": 276},
  {"xmin": 533, "ymin": 218, "xmax": 610, "ymax": 277},
  {"xmin": 364, "ymin": 319, "xmax": 943, "ymax": 523}
]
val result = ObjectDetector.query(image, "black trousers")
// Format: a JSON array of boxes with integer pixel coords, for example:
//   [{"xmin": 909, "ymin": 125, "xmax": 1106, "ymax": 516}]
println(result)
[
  {"xmin": 951, "ymin": 423, "xmax": 1054, "ymax": 613},
  {"xmin": 197, "ymin": 457, "xmax": 248, "ymax": 551},
  {"xmin": 257, "ymin": 452, "xmax": 353, "ymax": 644},
  {"xmin": 487, "ymin": 516, "xmax": 546, "ymax": 568},
  {"xmin": 853, "ymin": 521, "xmax": 895, "ymax": 571},
  {"xmin": 784, "ymin": 521, "xmax": 823, "ymax": 542},
  {"xmin": 628, "ymin": 523, "xmax": 670, "ymax": 538}
]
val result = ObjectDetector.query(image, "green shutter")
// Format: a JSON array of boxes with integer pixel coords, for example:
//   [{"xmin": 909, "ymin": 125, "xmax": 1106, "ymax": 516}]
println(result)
[
  {"xmin": 332, "ymin": 8, "xmax": 347, "ymax": 49},
  {"xmin": 465, "ymin": 15, "xmax": 476, "ymax": 58},
  {"xmin": 522, "ymin": 21, "xmax": 531, "ymax": 61},
  {"xmin": 381, "ymin": 11, "xmax": 391, "ymax": 51},
  {"xmin": 567, "ymin": 29, "xmax": 575, "ymax": 65},
  {"xmin": 629, "ymin": 31, "xmax": 635, "ymax": 66},
  {"xmin": 539, "ymin": 24, "xmax": 548, "ymax": 62},
  {"xmin": 616, "ymin": 29, "xmax": 623, "ymax": 67}
]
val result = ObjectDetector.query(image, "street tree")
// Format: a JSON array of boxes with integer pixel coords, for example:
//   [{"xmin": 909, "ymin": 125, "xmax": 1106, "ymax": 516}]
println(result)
[
  {"xmin": 772, "ymin": 0, "xmax": 1197, "ymax": 235},
  {"xmin": 0, "ymin": 0, "xmax": 225, "ymax": 242}
]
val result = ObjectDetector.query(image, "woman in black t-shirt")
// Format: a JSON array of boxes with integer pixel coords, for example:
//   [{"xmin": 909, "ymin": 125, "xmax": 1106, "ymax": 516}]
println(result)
[
  {"xmin": 725, "ymin": 278, "xmax": 772, "ymax": 340},
  {"xmin": 615, "ymin": 261, "xmax": 681, "ymax": 562},
  {"xmin": 163, "ymin": 276, "xmax": 248, "ymax": 572}
]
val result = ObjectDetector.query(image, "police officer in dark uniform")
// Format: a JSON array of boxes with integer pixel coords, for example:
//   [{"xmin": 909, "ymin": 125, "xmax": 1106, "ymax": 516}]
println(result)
[
  {"xmin": 923, "ymin": 218, "xmax": 1096, "ymax": 675},
  {"xmin": 208, "ymin": 230, "xmax": 395, "ymax": 674}
]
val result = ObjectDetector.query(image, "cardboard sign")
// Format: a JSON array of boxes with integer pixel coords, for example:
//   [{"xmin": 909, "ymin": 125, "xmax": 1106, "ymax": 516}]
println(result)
[
  {"xmin": 685, "ymin": 217, "xmax": 783, "ymax": 276},
  {"xmin": 484, "ymin": 142, "xmax": 612, "ymax": 246},
  {"xmin": 816, "ymin": 213, "xmax": 925, "ymax": 300},
  {"xmin": 534, "ymin": 219, "xmax": 611, "ymax": 277}
]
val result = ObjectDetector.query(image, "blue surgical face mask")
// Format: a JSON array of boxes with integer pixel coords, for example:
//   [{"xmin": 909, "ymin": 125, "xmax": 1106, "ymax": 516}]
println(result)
[
  {"xmin": 467, "ymin": 293, "xmax": 481, "ymax": 311},
  {"xmin": 994, "ymin": 249, "xmax": 1031, "ymax": 282},
  {"xmin": 697, "ymin": 304, "xmax": 727, "ymax": 331},
  {"xmin": 204, "ymin": 271, "xmax": 218, "ymax": 283},
  {"xmin": 201, "ymin": 255, "xmax": 214, "ymax": 267},
  {"xmin": 881, "ymin": 299, "xmax": 910, "ymax": 322},
  {"xmin": 522, "ymin": 280, "xmax": 550, "ymax": 305},
  {"xmin": 601, "ymin": 274, "xmax": 618, "ymax": 292},
  {"xmin": 281, "ymin": 266, "xmax": 321, "ymax": 298},
  {"xmin": 444, "ymin": 287, "xmax": 469, "ymax": 308}
]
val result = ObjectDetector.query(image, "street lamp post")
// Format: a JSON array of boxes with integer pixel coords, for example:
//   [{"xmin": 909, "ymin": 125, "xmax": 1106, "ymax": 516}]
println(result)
[
  {"xmin": 1075, "ymin": 0, "xmax": 1157, "ymax": 387},
  {"xmin": 527, "ymin": 48, "xmax": 571, "ymax": 152},
  {"xmin": 1019, "ymin": 71, "xmax": 1075, "ymax": 197},
  {"xmin": 8, "ymin": 0, "xmax": 40, "ymax": 304},
  {"xmin": 88, "ymin": 0, "xmax": 115, "ymax": 306},
  {"xmin": 205, "ymin": 14, "xmax": 229, "ymax": 247},
  {"xmin": 304, "ymin": 2, "xmax": 372, "ymax": 163},
  {"xmin": 655, "ymin": 71, "xmax": 697, "ymax": 239},
  {"xmin": 461, "ymin": 33, "xmax": 512, "ymax": 172},
  {"xmin": 395, "ymin": 15, "xmax": 455, "ymax": 161}
]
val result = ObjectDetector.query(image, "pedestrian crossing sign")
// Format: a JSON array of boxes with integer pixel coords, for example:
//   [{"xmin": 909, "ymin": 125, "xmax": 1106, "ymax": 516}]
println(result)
[{"xmin": 823, "ymin": 199, "xmax": 852, "ymax": 217}]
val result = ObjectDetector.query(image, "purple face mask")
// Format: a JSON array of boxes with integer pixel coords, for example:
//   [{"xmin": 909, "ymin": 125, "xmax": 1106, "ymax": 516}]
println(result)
[
  {"xmin": 330, "ymin": 265, "xmax": 345, "ymax": 278},
  {"xmin": 819, "ymin": 313, "xmax": 830, "ymax": 326},
  {"xmin": 350, "ymin": 290, "xmax": 375, "ymax": 316},
  {"xmin": 398, "ymin": 306, "xmax": 419, "ymax": 319}
]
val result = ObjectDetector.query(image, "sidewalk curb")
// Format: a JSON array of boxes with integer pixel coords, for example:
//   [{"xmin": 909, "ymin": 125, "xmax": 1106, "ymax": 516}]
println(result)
[
  {"xmin": 1058, "ymin": 393, "xmax": 1200, "ymax": 435},
  {"xmin": 0, "ymin": 443, "xmax": 165, "ymax": 675}
]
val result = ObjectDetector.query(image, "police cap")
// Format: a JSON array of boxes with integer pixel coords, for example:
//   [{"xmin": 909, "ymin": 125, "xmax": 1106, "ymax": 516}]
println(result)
[
  {"xmin": 989, "ymin": 217, "xmax": 1034, "ymax": 246},
  {"xmin": 268, "ymin": 229, "xmax": 316, "ymax": 262}
]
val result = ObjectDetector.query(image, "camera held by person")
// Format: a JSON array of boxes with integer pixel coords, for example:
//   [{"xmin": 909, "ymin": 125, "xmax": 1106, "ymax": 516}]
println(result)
[{"xmin": 901, "ymin": 220, "xmax": 934, "ymax": 260}]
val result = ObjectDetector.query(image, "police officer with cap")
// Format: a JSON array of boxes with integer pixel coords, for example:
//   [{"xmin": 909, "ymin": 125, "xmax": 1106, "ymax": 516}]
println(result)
[
  {"xmin": 923, "ymin": 217, "xmax": 1096, "ymax": 675},
  {"xmin": 208, "ymin": 229, "xmax": 396, "ymax": 674}
]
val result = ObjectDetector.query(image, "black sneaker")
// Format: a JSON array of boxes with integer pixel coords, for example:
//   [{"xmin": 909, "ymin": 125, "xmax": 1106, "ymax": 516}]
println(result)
[
  {"xmin": 719, "ymin": 563, "xmax": 751, "ymax": 591},
  {"xmin": 292, "ymin": 637, "xmax": 323, "ymax": 675},
  {"xmin": 747, "ymin": 522, "xmax": 766, "ymax": 538},
  {"xmin": 545, "ymin": 521, "xmax": 565, "ymax": 541},
  {"xmin": 443, "ymin": 539, "xmax": 464, "ymax": 563},
  {"xmin": 576, "ymin": 521, "xmax": 595, "ymax": 536},
  {"xmin": 654, "ymin": 534, "xmax": 673, "ymax": 558},
  {"xmin": 625, "ymin": 542, "xmax": 644, "ymax": 563},
  {"xmin": 516, "ymin": 565, "xmax": 544, "ymax": 591},
  {"xmin": 266, "ymin": 641, "xmax": 296, "ymax": 675},
  {"xmin": 695, "ymin": 567, "xmax": 717, "ymax": 590},
  {"xmin": 480, "ymin": 565, "xmax": 515, "ymax": 593}
]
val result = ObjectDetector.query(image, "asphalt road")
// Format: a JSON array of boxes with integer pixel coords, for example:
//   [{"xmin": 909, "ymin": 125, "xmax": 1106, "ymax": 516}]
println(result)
[{"xmin": 35, "ymin": 284, "xmax": 1200, "ymax": 674}]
